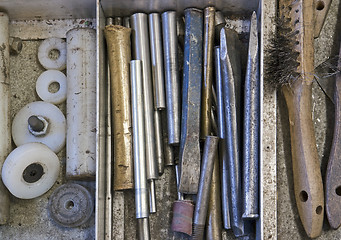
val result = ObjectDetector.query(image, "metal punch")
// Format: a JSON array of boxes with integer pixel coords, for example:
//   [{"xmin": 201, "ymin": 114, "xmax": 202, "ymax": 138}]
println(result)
[
  {"xmin": 214, "ymin": 46, "xmax": 231, "ymax": 230},
  {"xmin": 162, "ymin": 11, "xmax": 181, "ymax": 145}
]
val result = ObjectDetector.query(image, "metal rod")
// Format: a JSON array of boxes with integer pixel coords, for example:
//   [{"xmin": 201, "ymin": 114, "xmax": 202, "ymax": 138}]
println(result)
[
  {"xmin": 149, "ymin": 179, "xmax": 157, "ymax": 213},
  {"xmin": 220, "ymin": 27, "xmax": 247, "ymax": 237},
  {"xmin": 192, "ymin": 136, "xmax": 219, "ymax": 240},
  {"xmin": 214, "ymin": 46, "xmax": 231, "ymax": 230},
  {"xmin": 178, "ymin": 8, "xmax": 203, "ymax": 194},
  {"xmin": 200, "ymin": 6, "xmax": 215, "ymax": 140},
  {"xmin": 137, "ymin": 217, "xmax": 150, "ymax": 240},
  {"xmin": 0, "ymin": 12, "xmax": 10, "ymax": 225},
  {"xmin": 154, "ymin": 110, "xmax": 164, "ymax": 175},
  {"xmin": 149, "ymin": 13, "xmax": 166, "ymax": 109},
  {"xmin": 105, "ymin": 17, "xmax": 113, "ymax": 240},
  {"xmin": 131, "ymin": 14, "xmax": 158, "ymax": 214},
  {"xmin": 161, "ymin": 110, "xmax": 174, "ymax": 166},
  {"xmin": 114, "ymin": 17, "xmax": 123, "ymax": 26},
  {"xmin": 242, "ymin": 11, "xmax": 260, "ymax": 219},
  {"xmin": 104, "ymin": 24, "xmax": 134, "ymax": 190},
  {"xmin": 206, "ymin": 152, "xmax": 222, "ymax": 240},
  {"xmin": 161, "ymin": 11, "xmax": 181, "ymax": 145},
  {"xmin": 123, "ymin": 17, "xmax": 130, "ymax": 28},
  {"xmin": 175, "ymin": 164, "xmax": 184, "ymax": 201},
  {"xmin": 130, "ymin": 60, "xmax": 149, "ymax": 220}
]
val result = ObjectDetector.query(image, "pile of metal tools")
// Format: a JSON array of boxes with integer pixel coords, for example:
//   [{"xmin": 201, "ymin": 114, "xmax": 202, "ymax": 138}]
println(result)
[{"xmin": 104, "ymin": 6, "xmax": 260, "ymax": 240}]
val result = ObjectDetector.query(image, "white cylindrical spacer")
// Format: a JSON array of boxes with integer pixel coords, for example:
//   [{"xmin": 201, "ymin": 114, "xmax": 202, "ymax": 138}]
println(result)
[
  {"xmin": 66, "ymin": 28, "xmax": 96, "ymax": 180},
  {"xmin": 36, "ymin": 70, "xmax": 67, "ymax": 104},
  {"xmin": 1, "ymin": 142, "xmax": 60, "ymax": 199},
  {"xmin": 12, "ymin": 101, "xmax": 66, "ymax": 153},
  {"xmin": 38, "ymin": 37, "xmax": 66, "ymax": 70},
  {"xmin": 0, "ymin": 12, "xmax": 10, "ymax": 225}
]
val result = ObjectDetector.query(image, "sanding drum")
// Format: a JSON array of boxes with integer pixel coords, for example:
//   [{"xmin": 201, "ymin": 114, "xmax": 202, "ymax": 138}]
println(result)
[
  {"xmin": 104, "ymin": 25, "xmax": 134, "ymax": 190},
  {"xmin": 0, "ymin": 12, "xmax": 10, "ymax": 225},
  {"xmin": 66, "ymin": 28, "xmax": 96, "ymax": 180}
]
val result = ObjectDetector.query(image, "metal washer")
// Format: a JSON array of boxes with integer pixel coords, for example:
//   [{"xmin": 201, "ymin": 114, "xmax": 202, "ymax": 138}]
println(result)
[{"xmin": 48, "ymin": 183, "xmax": 93, "ymax": 228}]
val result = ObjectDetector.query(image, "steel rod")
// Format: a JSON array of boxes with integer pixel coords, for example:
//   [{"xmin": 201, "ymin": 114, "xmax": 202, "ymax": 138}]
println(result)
[{"xmin": 161, "ymin": 11, "xmax": 181, "ymax": 145}]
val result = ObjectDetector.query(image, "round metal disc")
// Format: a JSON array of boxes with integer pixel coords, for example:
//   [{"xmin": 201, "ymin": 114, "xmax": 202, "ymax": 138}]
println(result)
[{"xmin": 48, "ymin": 183, "xmax": 93, "ymax": 227}]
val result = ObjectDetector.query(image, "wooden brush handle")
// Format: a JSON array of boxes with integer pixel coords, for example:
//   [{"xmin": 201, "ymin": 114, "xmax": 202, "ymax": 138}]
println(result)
[
  {"xmin": 283, "ymin": 83, "xmax": 324, "ymax": 238},
  {"xmin": 326, "ymin": 68, "xmax": 341, "ymax": 229}
]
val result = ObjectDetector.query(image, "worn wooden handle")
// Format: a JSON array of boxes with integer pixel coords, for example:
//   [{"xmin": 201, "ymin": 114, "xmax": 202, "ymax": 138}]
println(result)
[
  {"xmin": 283, "ymin": 82, "xmax": 324, "ymax": 238},
  {"xmin": 326, "ymin": 71, "xmax": 341, "ymax": 229}
]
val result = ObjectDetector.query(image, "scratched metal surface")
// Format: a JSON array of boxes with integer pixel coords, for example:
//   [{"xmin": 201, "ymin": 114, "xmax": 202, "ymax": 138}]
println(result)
[{"xmin": 277, "ymin": 0, "xmax": 341, "ymax": 239}]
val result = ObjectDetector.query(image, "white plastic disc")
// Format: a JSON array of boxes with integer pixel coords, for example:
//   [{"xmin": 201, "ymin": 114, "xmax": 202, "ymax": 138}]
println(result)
[
  {"xmin": 38, "ymin": 38, "xmax": 66, "ymax": 70},
  {"xmin": 12, "ymin": 101, "xmax": 66, "ymax": 153},
  {"xmin": 36, "ymin": 70, "xmax": 67, "ymax": 104},
  {"xmin": 1, "ymin": 142, "xmax": 60, "ymax": 199}
]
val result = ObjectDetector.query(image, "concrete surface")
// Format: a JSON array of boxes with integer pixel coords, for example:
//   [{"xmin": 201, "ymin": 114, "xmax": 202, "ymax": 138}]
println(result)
[{"xmin": 277, "ymin": 0, "xmax": 341, "ymax": 239}]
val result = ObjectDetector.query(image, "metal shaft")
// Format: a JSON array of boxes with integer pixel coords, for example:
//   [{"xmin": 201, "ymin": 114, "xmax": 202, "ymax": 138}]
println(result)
[
  {"xmin": 149, "ymin": 13, "xmax": 166, "ymax": 109},
  {"xmin": 206, "ymin": 153, "xmax": 222, "ymax": 240},
  {"xmin": 214, "ymin": 46, "xmax": 231, "ymax": 230},
  {"xmin": 161, "ymin": 110, "xmax": 174, "ymax": 166},
  {"xmin": 192, "ymin": 136, "xmax": 219, "ymax": 240},
  {"xmin": 0, "ymin": 12, "xmax": 10, "ymax": 225},
  {"xmin": 220, "ymin": 27, "xmax": 246, "ymax": 237},
  {"xmin": 242, "ymin": 12, "xmax": 260, "ymax": 219},
  {"xmin": 130, "ymin": 60, "xmax": 149, "ymax": 220},
  {"xmin": 105, "ymin": 17, "xmax": 113, "ymax": 240},
  {"xmin": 131, "ymin": 13, "xmax": 158, "ymax": 181},
  {"xmin": 162, "ymin": 11, "xmax": 181, "ymax": 145},
  {"xmin": 154, "ymin": 110, "xmax": 164, "ymax": 175},
  {"xmin": 114, "ymin": 17, "xmax": 123, "ymax": 26},
  {"xmin": 137, "ymin": 217, "xmax": 150, "ymax": 240},
  {"xmin": 123, "ymin": 17, "xmax": 130, "ymax": 28},
  {"xmin": 104, "ymin": 25, "xmax": 134, "ymax": 190},
  {"xmin": 175, "ymin": 164, "xmax": 184, "ymax": 201},
  {"xmin": 200, "ymin": 6, "xmax": 215, "ymax": 140},
  {"xmin": 178, "ymin": 8, "xmax": 203, "ymax": 194}
]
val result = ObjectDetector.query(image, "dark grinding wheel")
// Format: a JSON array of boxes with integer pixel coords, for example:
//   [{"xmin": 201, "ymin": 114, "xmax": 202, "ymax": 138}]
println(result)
[{"xmin": 48, "ymin": 183, "xmax": 94, "ymax": 228}]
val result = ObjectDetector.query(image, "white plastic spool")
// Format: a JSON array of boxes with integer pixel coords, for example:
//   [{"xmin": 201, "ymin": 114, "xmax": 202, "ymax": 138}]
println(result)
[
  {"xmin": 12, "ymin": 101, "xmax": 66, "ymax": 153},
  {"xmin": 36, "ymin": 70, "xmax": 67, "ymax": 104},
  {"xmin": 1, "ymin": 142, "xmax": 60, "ymax": 199},
  {"xmin": 38, "ymin": 37, "xmax": 66, "ymax": 70},
  {"xmin": 66, "ymin": 28, "xmax": 96, "ymax": 179}
]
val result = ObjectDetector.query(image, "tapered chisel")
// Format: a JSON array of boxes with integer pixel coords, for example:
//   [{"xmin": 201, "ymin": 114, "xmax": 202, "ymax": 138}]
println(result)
[
  {"xmin": 178, "ymin": 8, "xmax": 203, "ymax": 194},
  {"xmin": 242, "ymin": 11, "xmax": 260, "ymax": 219},
  {"xmin": 220, "ymin": 27, "xmax": 248, "ymax": 237},
  {"xmin": 214, "ymin": 46, "xmax": 231, "ymax": 230}
]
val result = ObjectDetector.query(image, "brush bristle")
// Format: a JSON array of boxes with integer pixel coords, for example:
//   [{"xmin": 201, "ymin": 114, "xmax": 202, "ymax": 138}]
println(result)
[{"xmin": 264, "ymin": 10, "xmax": 300, "ymax": 87}]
